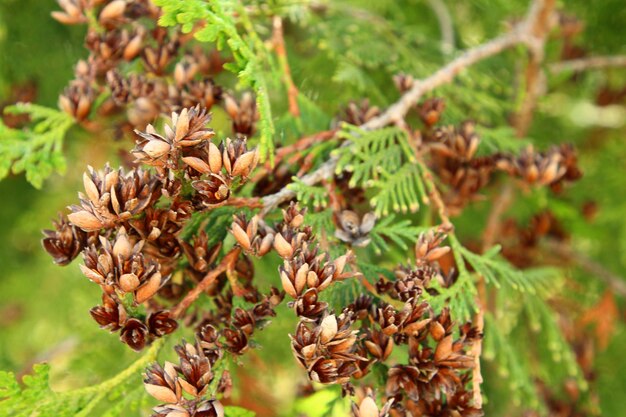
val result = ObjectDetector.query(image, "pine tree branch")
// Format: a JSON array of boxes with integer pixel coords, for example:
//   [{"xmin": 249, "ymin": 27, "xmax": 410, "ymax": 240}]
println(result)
[{"xmin": 549, "ymin": 55, "xmax": 626, "ymax": 73}]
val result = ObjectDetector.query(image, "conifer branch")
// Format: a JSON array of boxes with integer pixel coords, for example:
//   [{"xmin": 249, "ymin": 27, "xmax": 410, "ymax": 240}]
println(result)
[
  {"xmin": 171, "ymin": 247, "xmax": 242, "ymax": 318},
  {"xmin": 549, "ymin": 55, "xmax": 626, "ymax": 73},
  {"xmin": 272, "ymin": 130, "xmax": 337, "ymax": 166},
  {"xmin": 272, "ymin": 15, "xmax": 300, "ymax": 117},
  {"xmin": 472, "ymin": 183, "xmax": 515, "ymax": 407},
  {"xmin": 426, "ymin": 0, "xmax": 455, "ymax": 55},
  {"xmin": 260, "ymin": 0, "xmax": 559, "ymax": 214},
  {"xmin": 224, "ymin": 197, "xmax": 264, "ymax": 209},
  {"xmin": 260, "ymin": 157, "xmax": 338, "ymax": 216},
  {"xmin": 514, "ymin": 0, "xmax": 556, "ymax": 136}
]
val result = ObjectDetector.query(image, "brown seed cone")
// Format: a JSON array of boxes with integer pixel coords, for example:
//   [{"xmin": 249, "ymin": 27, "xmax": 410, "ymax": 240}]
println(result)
[
  {"xmin": 340, "ymin": 99, "xmax": 381, "ymax": 126},
  {"xmin": 133, "ymin": 106, "xmax": 215, "ymax": 171},
  {"xmin": 429, "ymin": 121, "xmax": 479, "ymax": 161},
  {"xmin": 393, "ymin": 73, "xmax": 414, "ymax": 93},
  {"xmin": 334, "ymin": 210, "xmax": 376, "ymax": 248},
  {"xmin": 364, "ymin": 329, "xmax": 394, "ymax": 361},
  {"xmin": 144, "ymin": 362, "xmax": 182, "ymax": 404},
  {"xmin": 80, "ymin": 227, "xmax": 165, "ymax": 303},
  {"xmin": 221, "ymin": 136, "xmax": 259, "ymax": 179},
  {"xmin": 414, "ymin": 231, "xmax": 451, "ymax": 265},
  {"xmin": 59, "ymin": 79, "xmax": 95, "ymax": 121},
  {"xmin": 386, "ymin": 365, "xmax": 423, "ymax": 402},
  {"xmin": 68, "ymin": 165, "xmax": 161, "ymax": 231},
  {"xmin": 90, "ymin": 293, "xmax": 127, "ymax": 331},
  {"xmin": 42, "ymin": 214, "xmax": 88, "ymax": 265},
  {"xmin": 147, "ymin": 311, "xmax": 178, "ymax": 337},
  {"xmin": 173, "ymin": 78, "xmax": 223, "ymax": 111},
  {"xmin": 292, "ymin": 288, "xmax": 328, "ymax": 320},
  {"xmin": 85, "ymin": 29, "xmax": 135, "ymax": 72},
  {"xmin": 51, "ymin": 0, "xmax": 88, "ymax": 25},
  {"xmin": 290, "ymin": 314, "xmax": 363, "ymax": 384},
  {"xmin": 230, "ymin": 214, "xmax": 274, "ymax": 256},
  {"xmin": 223, "ymin": 92, "xmax": 258, "ymax": 136},
  {"xmin": 221, "ymin": 328, "xmax": 249, "ymax": 355},
  {"xmin": 120, "ymin": 318, "xmax": 149, "ymax": 351},
  {"xmin": 141, "ymin": 28, "xmax": 180, "ymax": 76},
  {"xmin": 417, "ymin": 97, "xmax": 446, "ymax": 127},
  {"xmin": 174, "ymin": 342, "xmax": 213, "ymax": 397},
  {"xmin": 192, "ymin": 174, "xmax": 231, "ymax": 208},
  {"xmin": 180, "ymin": 231, "xmax": 221, "ymax": 274},
  {"xmin": 351, "ymin": 394, "xmax": 393, "ymax": 417}
]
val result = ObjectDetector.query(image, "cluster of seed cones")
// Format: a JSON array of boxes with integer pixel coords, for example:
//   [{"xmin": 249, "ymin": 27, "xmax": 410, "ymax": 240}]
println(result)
[
  {"xmin": 43, "ymin": 107, "xmax": 259, "ymax": 351},
  {"xmin": 53, "ymin": 0, "xmax": 258, "ymax": 137}
]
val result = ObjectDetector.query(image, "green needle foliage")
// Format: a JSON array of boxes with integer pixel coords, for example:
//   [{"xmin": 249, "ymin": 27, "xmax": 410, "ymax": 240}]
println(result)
[{"xmin": 0, "ymin": 104, "xmax": 74, "ymax": 188}]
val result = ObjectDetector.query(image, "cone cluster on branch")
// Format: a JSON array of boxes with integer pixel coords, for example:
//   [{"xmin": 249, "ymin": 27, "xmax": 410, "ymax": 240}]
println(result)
[
  {"xmin": 41, "ymin": 2, "xmax": 588, "ymax": 412},
  {"xmin": 52, "ymin": 0, "xmax": 255, "ymax": 137},
  {"xmin": 421, "ymin": 112, "xmax": 581, "ymax": 214},
  {"xmin": 43, "ymin": 107, "xmax": 259, "ymax": 351}
]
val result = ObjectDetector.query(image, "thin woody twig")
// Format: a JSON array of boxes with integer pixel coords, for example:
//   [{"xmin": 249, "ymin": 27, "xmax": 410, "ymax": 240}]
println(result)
[
  {"xmin": 172, "ymin": 247, "xmax": 241, "ymax": 318},
  {"xmin": 273, "ymin": 130, "xmax": 337, "ymax": 166},
  {"xmin": 513, "ymin": 0, "xmax": 556, "ymax": 137},
  {"xmin": 360, "ymin": 0, "xmax": 549, "ymax": 132},
  {"xmin": 549, "ymin": 55, "xmax": 626, "ymax": 73},
  {"xmin": 426, "ymin": 0, "xmax": 455, "ymax": 55},
  {"xmin": 471, "ymin": 183, "xmax": 515, "ymax": 408},
  {"xmin": 482, "ymin": 184, "xmax": 515, "ymax": 251},
  {"xmin": 260, "ymin": 157, "xmax": 337, "ymax": 216},
  {"xmin": 272, "ymin": 15, "xmax": 300, "ymax": 117},
  {"xmin": 224, "ymin": 197, "xmax": 264, "ymax": 209},
  {"xmin": 260, "ymin": 0, "xmax": 553, "ymax": 216}
]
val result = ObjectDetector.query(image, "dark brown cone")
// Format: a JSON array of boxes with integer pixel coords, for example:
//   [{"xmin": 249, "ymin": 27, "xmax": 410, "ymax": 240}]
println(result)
[
  {"xmin": 120, "ymin": 318, "xmax": 148, "ymax": 351},
  {"xmin": 42, "ymin": 214, "xmax": 88, "ymax": 265},
  {"xmin": 147, "ymin": 311, "xmax": 178, "ymax": 337},
  {"xmin": 340, "ymin": 99, "xmax": 380, "ymax": 126},
  {"xmin": 192, "ymin": 175, "xmax": 231, "ymax": 207}
]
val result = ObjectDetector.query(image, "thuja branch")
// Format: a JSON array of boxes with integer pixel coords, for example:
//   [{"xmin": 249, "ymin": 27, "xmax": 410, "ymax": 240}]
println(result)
[
  {"xmin": 471, "ymin": 183, "xmax": 515, "ymax": 407},
  {"xmin": 272, "ymin": 15, "xmax": 300, "ymax": 118},
  {"xmin": 260, "ymin": 0, "xmax": 557, "ymax": 212},
  {"xmin": 272, "ymin": 130, "xmax": 337, "ymax": 166},
  {"xmin": 38, "ymin": 338, "xmax": 166, "ymax": 416},
  {"xmin": 514, "ymin": 0, "xmax": 556, "ymax": 136},
  {"xmin": 260, "ymin": 157, "xmax": 338, "ymax": 216},
  {"xmin": 549, "ymin": 55, "xmax": 626, "ymax": 73},
  {"xmin": 362, "ymin": 0, "xmax": 554, "ymax": 131},
  {"xmin": 171, "ymin": 247, "xmax": 242, "ymax": 318}
]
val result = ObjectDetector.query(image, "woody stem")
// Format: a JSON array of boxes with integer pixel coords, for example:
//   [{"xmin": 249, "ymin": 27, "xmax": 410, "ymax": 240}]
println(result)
[{"xmin": 171, "ymin": 247, "xmax": 241, "ymax": 319}]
